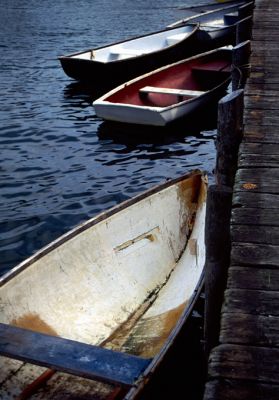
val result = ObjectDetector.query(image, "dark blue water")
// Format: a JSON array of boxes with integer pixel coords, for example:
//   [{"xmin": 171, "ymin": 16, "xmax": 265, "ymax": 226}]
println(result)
[{"xmin": 0, "ymin": 0, "xmax": 218, "ymax": 276}]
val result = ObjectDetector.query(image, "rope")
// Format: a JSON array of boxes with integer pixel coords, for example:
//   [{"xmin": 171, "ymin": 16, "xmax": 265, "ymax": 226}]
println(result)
[{"xmin": 231, "ymin": 63, "xmax": 251, "ymax": 89}]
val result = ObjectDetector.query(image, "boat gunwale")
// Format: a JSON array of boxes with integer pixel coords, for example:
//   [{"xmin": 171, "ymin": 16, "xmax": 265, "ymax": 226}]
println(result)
[
  {"xmin": 57, "ymin": 23, "xmax": 199, "ymax": 63},
  {"xmin": 167, "ymin": 1, "xmax": 246, "ymax": 28},
  {"xmin": 96, "ymin": 75, "xmax": 231, "ymax": 114},
  {"xmin": 0, "ymin": 170, "xmax": 205, "ymax": 286}
]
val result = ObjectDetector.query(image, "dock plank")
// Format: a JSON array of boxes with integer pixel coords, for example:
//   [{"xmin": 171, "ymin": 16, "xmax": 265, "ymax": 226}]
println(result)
[
  {"xmin": 220, "ymin": 313, "xmax": 279, "ymax": 347},
  {"xmin": 227, "ymin": 267, "xmax": 279, "ymax": 291},
  {"xmin": 238, "ymin": 153, "xmax": 279, "ymax": 168},
  {"xmin": 232, "ymin": 207, "xmax": 279, "ymax": 226},
  {"xmin": 243, "ymin": 131, "xmax": 279, "ymax": 143},
  {"xmin": 208, "ymin": 344, "xmax": 279, "ymax": 383},
  {"xmin": 222, "ymin": 288, "xmax": 279, "ymax": 316},
  {"xmin": 203, "ymin": 0, "xmax": 279, "ymax": 398},
  {"xmin": 231, "ymin": 242, "xmax": 279, "ymax": 267},
  {"xmin": 233, "ymin": 191, "xmax": 279, "ymax": 209},
  {"xmin": 204, "ymin": 379, "xmax": 279, "ymax": 400},
  {"xmin": 239, "ymin": 142, "xmax": 279, "ymax": 155}
]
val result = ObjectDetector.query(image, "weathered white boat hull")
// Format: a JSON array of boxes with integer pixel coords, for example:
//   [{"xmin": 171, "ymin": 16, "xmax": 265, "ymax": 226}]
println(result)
[{"xmin": 0, "ymin": 171, "xmax": 207, "ymax": 399}]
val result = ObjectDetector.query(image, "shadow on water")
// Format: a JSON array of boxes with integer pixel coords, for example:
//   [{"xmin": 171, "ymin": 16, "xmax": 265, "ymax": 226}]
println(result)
[{"xmin": 63, "ymin": 81, "xmax": 108, "ymax": 103}]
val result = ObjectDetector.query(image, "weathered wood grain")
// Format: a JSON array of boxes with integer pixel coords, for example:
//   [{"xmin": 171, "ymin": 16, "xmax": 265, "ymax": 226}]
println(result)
[
  {"xmin": 208, "ymin": 344, "xmax": 279, "ymax": 383},
  {"xmin": 231, "ymin": 207, "xmax": 279, "ymax": 230},
  {"xmin": 238, "ymin": 153, "xmax": 279, "ymax": 168},
  {"xmin": 215, "ymin": 90, "xmax": 244, "ymax": 186},
  {"xmin": 245, "ymin": 89, "xmax": 279, "ymax": 97},
  {"xmin": 243, "ymin": 129, "xmax": 279, "ymax": 144},
  {"xmin": 245, "ymin": 96, "xmax": 279, "ymax": 110},
  {"xmin": 204, "ymin": 185, "xmax": 232, "ymax": 356},
  {"xmin": 227, "ymin": 267, "xmax": 279, "ymax": 291},
  {"xmin": 220, "ymin": 313, "xmax": 279, "ymax": 347},
  {"xmin": 0, "ymin": 357, "xmax": 23, "ymax": 384},
  {"xmin": 222, "ymin": 288, "xmax": 279, "ymax": 316},
  {"xmin": 231, "ymin": 242, "xmax": 279, "ymax": 267},
  {"xmin": 234, "ymin": 167, "xmax": 279, "ymax": 194},
  {"xmin": 239, "ymin": 142, "xmax": 279, "ymax": 155},
  {"xmin": 204, "ymin": 379, "xmax": 279, "ymax": 400},
  {"xmin": 245, "ymin": 112, "xmax": 279, "ymax": 125},
  {"xmin": 233, "ymin": 191, "xmax": 279, "ymax": 209},
  {"xmin": 246, "ymin": 83, "xmax": 279, "ymax": 92}
]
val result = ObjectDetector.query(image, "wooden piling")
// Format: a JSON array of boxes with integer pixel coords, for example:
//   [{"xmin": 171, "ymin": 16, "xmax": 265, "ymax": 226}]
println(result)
[
  {"xmin": 232, "ymin": 40, "xmax": 251, "ymax": 91},
  {"xmin": 204, "ymin": 185, "xmax": 232, "ymax": 358},
  {"xmin": 238, "ymin": 1, "xmax": 255, "ymax": 20},
  {"xmin": 236, "ymin": 15, "xmax": 253, "ymax": 44},
  {"xmin": 215, "ymin": 89, "xmax": 244, "ymax": 188}
]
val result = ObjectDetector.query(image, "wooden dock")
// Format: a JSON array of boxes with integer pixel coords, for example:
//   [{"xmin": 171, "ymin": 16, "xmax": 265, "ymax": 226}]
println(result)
[{"xmin": 203, "ymin": 0, "xmax": 279, "ymax": 398}]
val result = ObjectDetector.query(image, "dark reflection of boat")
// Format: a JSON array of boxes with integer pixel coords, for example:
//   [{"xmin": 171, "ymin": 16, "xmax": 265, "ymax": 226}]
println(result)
[{"xmin": 63, "ymin": 81, "xmax": 105, "ymax": 103}]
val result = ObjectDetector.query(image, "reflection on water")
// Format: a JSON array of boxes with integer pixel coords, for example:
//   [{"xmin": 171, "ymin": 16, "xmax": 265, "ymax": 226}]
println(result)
[{"xmin": 0, "ymin": 0, "xmax": 219, "ymax": 276}]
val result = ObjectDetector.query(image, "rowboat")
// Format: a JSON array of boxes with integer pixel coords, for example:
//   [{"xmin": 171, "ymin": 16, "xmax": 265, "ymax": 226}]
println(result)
[
  {"xmin": 58, "ymin": 24, "xmax": 200, "ymax": 91},
  {"xmin": 0, "ymin": 170, "xmax": 207, "ymax": 399},
  {"xmin": 93, "ymin": 47, "xmax": 232, "ymax": 127},
  {"xmin": 168, "ymin": 1, "xmax": 254, "ymax": 47}
]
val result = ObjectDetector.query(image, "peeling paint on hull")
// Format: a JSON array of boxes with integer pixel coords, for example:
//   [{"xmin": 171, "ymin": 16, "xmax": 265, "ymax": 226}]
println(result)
[{"xmin": 0, "ymin": 170, "xmax": 207, "ymax": 399}]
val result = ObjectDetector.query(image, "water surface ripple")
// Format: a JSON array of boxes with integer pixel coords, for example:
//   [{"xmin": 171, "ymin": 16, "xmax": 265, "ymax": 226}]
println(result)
[{"xmin": 0, "ymin": 0, "xmax": 218, "ymax": 275}]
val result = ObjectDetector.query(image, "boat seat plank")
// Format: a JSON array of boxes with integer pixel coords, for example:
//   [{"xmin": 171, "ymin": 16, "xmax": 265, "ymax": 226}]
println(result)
[
  {"xmin": 200, "ymin": 24, "xmax": 226, "ymax": 29},
  {"xmin": 192, "ymin": 64, "xmax": 231, "ymax": 73},
  {"xmin": 139, "ymin": 86, "xmax": 205, "ymax": 98},
  {"xmin": 0, "ymin": 323, "xmax": 151, "ymax": 387}
]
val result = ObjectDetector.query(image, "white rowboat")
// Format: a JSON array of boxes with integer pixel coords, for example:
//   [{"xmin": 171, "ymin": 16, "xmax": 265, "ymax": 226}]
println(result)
[
  {"xmin": 93, "ymin": 47, "xmax": 232, "ymax": 127},
  {"xmin": 0, "ymin": 170, "xmax": 207, "ymax": 399}
]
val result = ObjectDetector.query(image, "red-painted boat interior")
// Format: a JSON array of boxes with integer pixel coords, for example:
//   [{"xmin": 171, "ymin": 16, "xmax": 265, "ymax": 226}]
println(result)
[{"xmin": 106, "ymin": 50, "xmax": 232, "ymax": 108}]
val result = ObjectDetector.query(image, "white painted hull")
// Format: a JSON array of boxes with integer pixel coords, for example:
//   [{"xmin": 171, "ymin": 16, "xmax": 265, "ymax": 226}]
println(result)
[
  {"xmin": 94, "ymin": 86, "xmax": 225, "ymax": 127},
  {"xmin": 0, "ymin": 171, "xmax": 207, "ymax": 399},
  {"xmin": 93, "ymin": 47, "xmax": 232, "ymax": 127}
]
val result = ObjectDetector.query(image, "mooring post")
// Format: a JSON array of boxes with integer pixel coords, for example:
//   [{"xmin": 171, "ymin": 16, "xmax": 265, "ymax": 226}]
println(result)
[
  {"xmin": 204, "ymin": 88, "xmax": 245, "ymax": 357},
  {"xmin": 232, "ymin": 40, "xmax": 251, "ymax": 91},
  {"xmin": 236, "ymin": 15, "xmax": 253, "ymax": 44},
  {"xmin": 215, "ymin": 89, "xmax": 244, "ymax": 188},
  {"xmin": 238, "ymin": 1, "xmax": 255, "ymax": 20},
  {"xmin": 204, "ymin": 184, "xmax": 232, "ymax": 359}
]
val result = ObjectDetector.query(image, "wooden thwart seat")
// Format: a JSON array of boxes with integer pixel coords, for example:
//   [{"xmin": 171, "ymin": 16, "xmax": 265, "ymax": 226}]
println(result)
[
  {"xmin": 191, "ymin": 63, "xmax": 231, "ymax": 73},
  {"xmin": 139, "ymin": 86, "xmax": 205, "ymax": 99},
  {"xmin": 0, "ymin": 323, "xmax": 151, "ymax": 387}
]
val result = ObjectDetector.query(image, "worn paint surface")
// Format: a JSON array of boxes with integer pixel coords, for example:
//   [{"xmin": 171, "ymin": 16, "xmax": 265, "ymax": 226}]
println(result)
[
  {"xmin": 11, "ymin": 314, "xmax": 58, "ymax": 337},
  {"xmin": 0, "ymin": 172, "xmax": 207, "ymax": 399}
]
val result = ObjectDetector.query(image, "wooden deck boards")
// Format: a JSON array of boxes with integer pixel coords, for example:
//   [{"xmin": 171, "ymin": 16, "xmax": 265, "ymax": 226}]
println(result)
[{"xmin": 203, "ymin": 0, "xmax": 279, "ymax": 398}]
